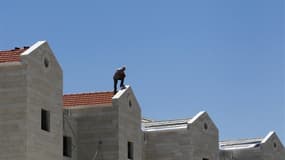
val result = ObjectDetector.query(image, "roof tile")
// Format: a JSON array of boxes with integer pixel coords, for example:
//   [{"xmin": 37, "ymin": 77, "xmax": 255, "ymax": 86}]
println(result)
[
  {"xmin": 63, "ymin": 92, "xmax": 114, "ymax": 107},
  {"xmin": 0, "ymin": 48, "xmax": 28, "ymax": 63}
]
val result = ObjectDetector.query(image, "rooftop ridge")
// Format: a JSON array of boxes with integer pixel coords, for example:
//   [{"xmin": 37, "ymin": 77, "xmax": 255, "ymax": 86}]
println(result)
[
  {"xmin": 142, "ymin": 118, "xmax": 154, "ymax": 123},
  {"xmin": 220, "ymin": 137, "xmax": 263, "ymax": 143},
  {"xmin": 144, "ymin": 122, "xmax": 187, "ymax": 128},
  {"xmin": 64, "ymin": 90, "xmax": 113, "ymax": 96},
  {"xmin": 219, "ymin": 137, "xmax": 263, "ymax": 150},
  {"xmin": 143, "ymin": 117, "xmax": 192, "ymax": 123}
]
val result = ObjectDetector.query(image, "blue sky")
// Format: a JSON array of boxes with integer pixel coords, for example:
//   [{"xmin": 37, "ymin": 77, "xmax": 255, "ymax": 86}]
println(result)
[{"xmin": 1, "ymin": 0, "xmax": 284, "ymax": 143}]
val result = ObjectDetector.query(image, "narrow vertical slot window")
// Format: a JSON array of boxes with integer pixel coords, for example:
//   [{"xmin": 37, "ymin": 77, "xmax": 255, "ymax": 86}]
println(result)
[
  {"xmin": 63, "ymin": 136, "xmax": 72, "ymax": 157},
  {"xmin": 41, "ymin": 109, "xmax": 50, "ymax": 132},
  {"xmin": 128, "ymin": 141, "xmax": 134, "ymax": 159}
]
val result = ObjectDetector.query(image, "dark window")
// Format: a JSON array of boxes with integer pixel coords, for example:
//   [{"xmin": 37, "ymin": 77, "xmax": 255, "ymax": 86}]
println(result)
[
  {"xmin": 129, "ymin": 100, "xmax": 132, "ymax": 108},
  {"xmin": 204, "ymin": 123, "xmax": 208, "ymax": 130},
  {"xmin": 203, "ymin": 158, "xmax": 209, "ymax": 160},
  {"xmin": 41, "ymin": 109, "xmax": 50, "ymax": 132},
  {"xmin": 273, "ymin": 142, "xmax": 277, "ymax": 148},
  {"xmin": 44, "ymin": 58, "xmax": 49, "ymax": 68},
  {"xmin": 128, "ymin": 141, "xmax": 134, "ymax": 159},
  {"xmin": 63, "ymin": 136, "xmax": 72, "ymax": 157}
]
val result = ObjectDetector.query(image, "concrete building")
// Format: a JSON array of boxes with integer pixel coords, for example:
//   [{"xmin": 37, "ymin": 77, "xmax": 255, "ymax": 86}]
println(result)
[
  {"xmin": 0, "ymin": 41, "xmax": 62, "ymax": 160},
  {"xmin": 142, "ymin": 111, "xmax": 219, "ymax": 160},
  {"xmin": 0, "ymin": 41, "xmax": 284, "ymax": 160},
  {"xmin": 220, "ymin": 131, "xmax": 285, "ymax": 160},
  {"xmin": 63, "ymin": 87, "xmax": 143, "ymax": 160}
]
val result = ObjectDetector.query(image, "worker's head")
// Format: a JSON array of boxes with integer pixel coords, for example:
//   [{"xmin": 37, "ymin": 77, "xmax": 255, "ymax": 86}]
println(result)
[{"xmin": 122, "ymin": 65, "xmax": 126, "ymax": 71}]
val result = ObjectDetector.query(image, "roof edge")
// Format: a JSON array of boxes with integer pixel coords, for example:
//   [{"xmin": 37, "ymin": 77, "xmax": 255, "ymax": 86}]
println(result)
[
  {"xmin": 64, "ymin": 91, "xmax": 113, "ymax": 96},
  {"xmin": 112, "ymin": 85, "xmax": 130, "ymax": 100},
  {"xmin": 21, "ymin": 41, "xmax": 46, "ymax": 56},
  {"xmin": 261, "ymin": 131, "xmax": 275, "ymax": 144},
  {"xmin": 142, "ymin": 126, "xmax": 188, "ymax": 132},
  {"xmin": 220, "ymin": 137, "xmax": 263, "ymax": 143},
  {"xmin": 63, "ymin": 103, "xmax": 112, "ymax": 109},
  {"xmin": 188, "ymin": 111, "xmax": 206, "ymax": 124},
  {"xmin": 143, "ymin": 117, "xmax": 192, "ymax": 124}
]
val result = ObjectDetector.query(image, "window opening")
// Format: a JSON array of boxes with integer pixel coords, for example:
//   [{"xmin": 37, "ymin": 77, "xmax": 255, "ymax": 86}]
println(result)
[
  {"xmin": 63, "ymin": 136, "xmax": 72, "ymax": 157},
  {"xmin": 128, "ymin": 141, "xmax": 134, "ymax": 159},
  {"xmin": 273, "ymin": 142, "xmax": 277, "ymax": 148},
  {"xmin": 41, "ymin": 109, "xmax": 50, "ymax": 132},
  {"xmin": 204, "ymin": 123, "xmax": 208, "ymax": 130},
  {"xmin": 44, "ymin": 58, "xmax": 49, "ymax": 68}
]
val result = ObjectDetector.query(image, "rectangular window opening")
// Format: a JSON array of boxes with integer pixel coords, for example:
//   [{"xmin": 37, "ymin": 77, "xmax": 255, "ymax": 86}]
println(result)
[
  {"xmin": 41, "ymin": 109, "xmax": 50, "ymax": 132},
  {"xmin": 63, "ymin": 136, "xmax": 72, "ymax": 157},
  {"xmin": 128, "ymin": 141, "xmax": 134, "ymax": 160},
  {"xmin": 203, "ymin": 158, "xmax": 209, "ymax": 160}
]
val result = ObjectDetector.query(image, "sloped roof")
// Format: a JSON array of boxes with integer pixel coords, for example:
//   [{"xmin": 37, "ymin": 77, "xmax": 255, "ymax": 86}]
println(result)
[
  {"xmin": 142, "ymin": 118, "xmax": 153, "ymax": 123},
  {"xmin": 0, "ymin": 47, "xmax": 29, "ymax": 63},
  {"xmin": 142, "ymin": 118, "xmax": 191, "ymax": 131},
  {"xmin": 63, "ymin": 92, "xmax": 114, "ymax": 107},
  {"xmin": 219, "ymin": 138, "xmax": 263, "ymax": 150}
]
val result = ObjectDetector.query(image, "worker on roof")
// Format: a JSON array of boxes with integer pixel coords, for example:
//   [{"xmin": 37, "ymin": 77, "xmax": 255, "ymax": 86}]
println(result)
[{"xmin": 113, "ymin": 65, "xmax": 126, "ymax": 94}]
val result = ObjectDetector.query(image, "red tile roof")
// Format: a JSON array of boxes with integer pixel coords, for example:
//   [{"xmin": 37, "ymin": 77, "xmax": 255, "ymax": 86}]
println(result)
[
  {"xmin": 63, "ymin": 92, "xmax": 114, "ymax": 107},
  {"xmin": 0, "ymin": 47, "xmax": 29, "ymax": 63}
]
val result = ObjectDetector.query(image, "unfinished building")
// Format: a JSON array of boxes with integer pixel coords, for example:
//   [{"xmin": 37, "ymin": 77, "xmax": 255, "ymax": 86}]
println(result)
[{"xmin": 0, "ymin": 41, "xmax": 284, "ymax": 160}]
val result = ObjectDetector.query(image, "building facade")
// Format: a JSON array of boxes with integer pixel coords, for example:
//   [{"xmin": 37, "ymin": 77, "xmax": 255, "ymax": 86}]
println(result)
[
  {"xmin": 0, "ymin": 41, "xmax": 63, "ymax": 160},
  {"xmin": 0, "ymin": 41, "xmax": 284, "ymax": 160},
  {"xmin": 220, "ymin": 132, "xmax": 285, "ymax": 160}
]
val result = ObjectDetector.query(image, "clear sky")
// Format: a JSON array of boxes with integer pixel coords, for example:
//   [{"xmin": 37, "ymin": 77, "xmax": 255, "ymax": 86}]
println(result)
[{"xmin": 1, "ymin": 0, "xmax": 284, "ymax": 143}]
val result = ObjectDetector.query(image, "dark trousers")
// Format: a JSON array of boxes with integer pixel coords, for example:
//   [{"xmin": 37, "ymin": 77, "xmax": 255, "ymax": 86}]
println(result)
[{"xmin": 113, "ymin": 78, "xmax": 124, "ymax": 94}]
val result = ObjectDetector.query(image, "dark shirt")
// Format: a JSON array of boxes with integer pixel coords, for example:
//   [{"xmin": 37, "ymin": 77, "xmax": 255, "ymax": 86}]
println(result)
[{"xmin": 113, "ymin": 68, "xmax": 126, "ymax": 80}]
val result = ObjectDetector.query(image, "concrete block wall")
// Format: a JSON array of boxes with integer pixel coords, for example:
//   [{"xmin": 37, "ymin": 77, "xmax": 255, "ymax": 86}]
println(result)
[
  {"xmin": 63, "ymin": 110, "xmax": 78, "ymax": 160},
  {"xmin": 0, "ymin": 62, "xmax": 27, "ymax": 160},
  {"xmin": 143, "ymin": 112, "xmax": 219, "ymax": 160},
  {"xmin": 220, "ymin": 148, "xmax": 263, "ymax": 160},
  {"xmin": 21, "ymin": 41, "xmax": 63, "ymax": 160},
  {"xmin": 68, "ymin": 105, "xmax": 119, "ymax": 160},
  {"xmin": 188, "ymin": 112, "xmax": 219, "ymax": 160},
  {"xmin": 114, "ymin": 86, "xmax": 143, "ymax": 160},
  {"xmin": 261, "ymin": 132, "xmax": 285, "ymax": 160},
  {"xmin": 219, "ymin": 132, "xmax": 285, "ymax": 160},
  {"xmin": 144, "ymin": 129, "xmax": 192, "ymax": 160}
]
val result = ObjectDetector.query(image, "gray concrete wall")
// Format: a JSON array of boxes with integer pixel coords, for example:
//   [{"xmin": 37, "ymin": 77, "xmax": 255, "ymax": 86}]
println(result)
[
  {"xmin": 114, "ymin": 87, "xmax": 143, "ymax": 160},
  {"xmin": 219, "ymin": 146, "xmax": 285, "ymax": 160},
  {"xmin": 63, "ymin": 109, "xmax": 78, "ymax": 160},
  {"xmin": 189, "ymin": 112, "xmax": 219, "ymax": 160},
  {"xmin": 261, "ymin": 132, "xmax": 285, "ymax": 160},
  {"xmin": 144, "ymin": 112, "xmax": 219, "ymax": 160},
  {"xmin": 21, "ymin": 41, "xmax": 63, "ymax": 160},
  {"xmin": 219, "ymin": 132, "xmax": 285, "ymax": 160},
  {"xmin": 144, "ymin": 128, "xmax": 192, "ymax": 160},
  {"xmin": 0, "ymin": 62, "xmax": 27, "ymax": 160},
  {"xmin": 69, "ymin": 105, "xmax": 119, "ymax": 160},
  {"xmin": 219, "ymin": 148, "xmax": 263, "ymax": 160}
]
